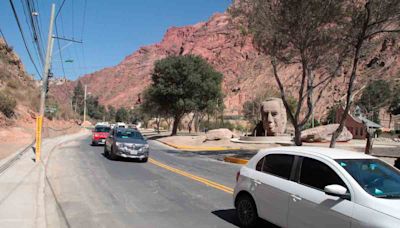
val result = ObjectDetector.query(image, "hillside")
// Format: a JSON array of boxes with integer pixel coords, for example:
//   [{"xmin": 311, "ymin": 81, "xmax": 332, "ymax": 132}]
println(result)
[
  {"xmin": 0, "ymin": 38, "xmax": 39, "ymax": 126},
  {"xmin": 52, "ymin": 12, "xmax": 400, "ymax": 120}
]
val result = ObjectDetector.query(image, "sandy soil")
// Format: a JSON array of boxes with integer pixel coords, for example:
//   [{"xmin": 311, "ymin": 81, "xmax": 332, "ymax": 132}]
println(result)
[
  {"xmin": 0, "ymin": 119, "xmax": 81, "ymax": 160},
  {"xmin": 157, "ymin": 134, "xmax": 281, "ymax": 150}
]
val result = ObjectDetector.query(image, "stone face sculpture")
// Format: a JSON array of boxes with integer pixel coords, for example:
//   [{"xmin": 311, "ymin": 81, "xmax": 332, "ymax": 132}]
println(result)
[{"xmin": 260, "ymin": 98, "xmax": 287, "ymax": 136}]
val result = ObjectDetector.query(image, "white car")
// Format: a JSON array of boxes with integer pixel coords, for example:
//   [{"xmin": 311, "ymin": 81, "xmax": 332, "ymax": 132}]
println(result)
[{"xmin": 233, "ymin": 147, "xmax": 400, "ymax": 228}]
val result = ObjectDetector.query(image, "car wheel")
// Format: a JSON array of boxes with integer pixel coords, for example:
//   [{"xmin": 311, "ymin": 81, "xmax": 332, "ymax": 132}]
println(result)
[
  {"xmin": 236, "ymin": 194, "xmax": 259, "ymax": 228},
  {"xmin": 109, "ymin": 146, "xmax": 118, "ymax": 160}
]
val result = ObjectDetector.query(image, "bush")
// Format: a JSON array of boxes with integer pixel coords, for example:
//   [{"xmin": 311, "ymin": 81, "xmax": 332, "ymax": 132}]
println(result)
[{"xmin": 0, "ymin": 91, "xmax": 17, "ymax": 118}]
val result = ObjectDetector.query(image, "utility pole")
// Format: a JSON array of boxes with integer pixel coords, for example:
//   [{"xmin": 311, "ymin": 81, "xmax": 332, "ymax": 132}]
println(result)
[
  {"xmin": 36, "ymin": 3, "xmax": 55, "ymax": 163},
  {"xmin": 83, "ymin": 85, "xmax": 87, "ymax": 123}
]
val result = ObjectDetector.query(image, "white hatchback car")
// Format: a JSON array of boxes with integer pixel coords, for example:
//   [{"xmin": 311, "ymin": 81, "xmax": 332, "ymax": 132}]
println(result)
[{"xmin": 233, "ymin": 147, "xmax": 400, "ymax": 228}]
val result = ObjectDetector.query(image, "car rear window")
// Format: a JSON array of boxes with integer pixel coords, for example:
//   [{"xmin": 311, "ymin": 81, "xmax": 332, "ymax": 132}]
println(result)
[
  {"xmin": 95, "ymin": 126, "xmax": 110, "ymax": 132},
  {"xmin": 116, "ymin": 131, "xmax": 143, "ymax": 139},
  {"xmin": 261, "ymin": 154, "xmax": 294, "ymax": 180}
]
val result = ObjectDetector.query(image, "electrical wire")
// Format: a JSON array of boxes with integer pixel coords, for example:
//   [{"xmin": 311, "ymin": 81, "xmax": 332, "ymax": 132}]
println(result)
[
  {"xmin": 8, "ymin": 0, "xmax": 42, "ymax": 78},
  {"xmin": 0, "ymin": 26, "xmax": 8, "ymax": 46}
]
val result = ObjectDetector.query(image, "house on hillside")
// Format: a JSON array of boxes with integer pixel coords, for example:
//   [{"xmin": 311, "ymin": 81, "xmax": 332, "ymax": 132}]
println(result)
[{"xmin": 335, "ymin": 106, "xmax": 382, "ymax": 139}]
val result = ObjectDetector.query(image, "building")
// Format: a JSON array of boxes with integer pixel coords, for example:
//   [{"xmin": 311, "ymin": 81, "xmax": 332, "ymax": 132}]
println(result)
[{"xmin": 335, "ymin": 106, "xmax": 382, "ymax": 139}]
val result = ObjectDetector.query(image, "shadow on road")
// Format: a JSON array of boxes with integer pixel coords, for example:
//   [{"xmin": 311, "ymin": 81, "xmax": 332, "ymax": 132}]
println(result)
[{"xmin": 212, "ymin": 209, "xmax": 278, "ymax": 228}]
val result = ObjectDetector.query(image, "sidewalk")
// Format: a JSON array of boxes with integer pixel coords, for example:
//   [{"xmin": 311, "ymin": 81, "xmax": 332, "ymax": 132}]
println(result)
[{"xmin": 0, "ymin": 129, "xmax": 89, "ymax": 228}]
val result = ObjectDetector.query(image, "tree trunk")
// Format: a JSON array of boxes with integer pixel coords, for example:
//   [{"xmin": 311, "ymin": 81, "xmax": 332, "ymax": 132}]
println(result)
[
  {"xmin": 294, "ymin": 126, "xmax": 302, "ymax": 146},
  {"xmin": 171, "ymin": 115, "xmax": 181, "ymax": 136},
  {"xmin": 156, "ymin": 117, "xmax": 161, "ymax": 133},
  {"xmin": 365, "ymin": 130, "xmax": 373, "ymax": 154},
  {"xmin": 330, "ymin": 3, "xmax": 369, "ymax": 148},
  {"xmin": 389, "ymin": 113, "xmax": 392, "ymax": 129}
]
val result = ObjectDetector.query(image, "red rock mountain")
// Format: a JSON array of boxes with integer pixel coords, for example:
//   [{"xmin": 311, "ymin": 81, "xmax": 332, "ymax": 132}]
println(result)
[{"xmin": 52, "ymin": 12, "xmax": 400, "ymax": 120}]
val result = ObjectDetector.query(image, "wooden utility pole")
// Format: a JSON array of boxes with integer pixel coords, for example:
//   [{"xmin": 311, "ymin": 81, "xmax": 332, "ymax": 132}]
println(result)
[{"xmin": 36, "ymin": 3, "xmax": 55, "ymax": 163}]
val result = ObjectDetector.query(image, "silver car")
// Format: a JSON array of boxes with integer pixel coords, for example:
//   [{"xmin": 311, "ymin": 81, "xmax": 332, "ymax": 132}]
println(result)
[{"xmin": 104, "ymin": 128, "xmax": 149, "ymax": 162}]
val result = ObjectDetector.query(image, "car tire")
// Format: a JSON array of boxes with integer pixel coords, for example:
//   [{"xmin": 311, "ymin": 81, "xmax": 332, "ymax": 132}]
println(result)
[
  {"xmin": 104, "ymin": 145, "xmax": 109, "ymax": 157},
  {"xmin": 236, "ymin": 194, "xmax": 259, "ymax": 228},
  {"xmin": 109, "ymin": 146, "xmax": 118, "ymax": 160}
]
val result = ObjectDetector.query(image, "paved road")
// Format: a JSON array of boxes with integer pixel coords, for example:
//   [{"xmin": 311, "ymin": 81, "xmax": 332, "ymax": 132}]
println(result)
[{"xmin": 46, "ymin": 135, "xmax": 247, "ymax": 227}]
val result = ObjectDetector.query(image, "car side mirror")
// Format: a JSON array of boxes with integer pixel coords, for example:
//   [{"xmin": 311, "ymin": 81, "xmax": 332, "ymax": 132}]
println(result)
[{"xmin": 324, "ymin": 184, "xmax": 350, "ymax": 200}]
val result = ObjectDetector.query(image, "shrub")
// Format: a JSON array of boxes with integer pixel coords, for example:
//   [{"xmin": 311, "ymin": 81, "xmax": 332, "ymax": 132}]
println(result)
[{"xmin": 0, "ymin": 91, "xmax": 17, "ymax": 118}]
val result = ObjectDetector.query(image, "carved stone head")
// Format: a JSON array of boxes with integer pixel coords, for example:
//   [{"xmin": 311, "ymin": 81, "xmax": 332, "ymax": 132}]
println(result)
[{"xmin": 261, "ymin": 98, "xmax": 287, "ymax": 136}]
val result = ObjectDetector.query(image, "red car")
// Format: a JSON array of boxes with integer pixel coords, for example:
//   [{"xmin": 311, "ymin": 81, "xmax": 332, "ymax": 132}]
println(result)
[{"xmin": 92, "ymin": 125, "xmax": 111, "ymax": 145}]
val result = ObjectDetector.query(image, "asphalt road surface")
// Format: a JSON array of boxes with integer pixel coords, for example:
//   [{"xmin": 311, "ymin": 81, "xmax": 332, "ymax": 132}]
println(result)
[{"xmin": 46, "ymin": 135, "xmax": 254, "ymax": 228}]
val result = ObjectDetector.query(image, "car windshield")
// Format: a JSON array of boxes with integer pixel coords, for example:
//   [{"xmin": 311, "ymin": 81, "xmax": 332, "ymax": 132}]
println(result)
[
  {"xmin": 95, "ymin": 126, "xmax": 110, "ymax": 132},
  {"xmin": 116, "ymin": 130, "xmax": 143, "ymax": 139},
  {"xmin": 336, "ymin": 159, "xmax": 400, "ymax": 198}
]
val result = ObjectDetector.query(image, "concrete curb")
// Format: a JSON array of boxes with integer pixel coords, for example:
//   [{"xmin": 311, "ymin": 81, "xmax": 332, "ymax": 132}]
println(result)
[
  {"xmin": 224, "ymin": 156, "xmax": 249, "ymax": 165},
  {"xmin": 158, "ymin": 141, "xmax": 241, "ymax": 151}
]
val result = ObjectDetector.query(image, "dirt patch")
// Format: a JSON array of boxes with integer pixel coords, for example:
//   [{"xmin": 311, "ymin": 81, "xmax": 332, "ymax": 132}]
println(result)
[
  {"xmin": 0, "ymin": 119, "xmax": 81, "ymax": 160},
  {"xmin": 157, "ymin": 134, "xmax": 281, "ymax": 150}
]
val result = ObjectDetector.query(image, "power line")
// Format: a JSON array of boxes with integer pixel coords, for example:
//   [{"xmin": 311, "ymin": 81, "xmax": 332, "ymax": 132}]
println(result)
[
  {"xmin": 54, "ymin": 22, "xmax": 66, "ymax": 78},
  {"xmin": 8, "ymin": 0, "xmax": 42, "ymax": 78},
  {"xmin": 0, "ymin": 26, "xmax": 8, "ymax": 46},
  {"xmin": 24, "ymin": 0, "xmax": 45, "ymax": 65},
  {"xmin": 27, "ymin": 0, "xmax": 46, "ymax": 61},
  {"xmin": 55, "ymin": 0, "xmax": 67, "ymax": 19},
  {"xmin": 19, "ymin": 0, "xmax": 43, "ymax": 68}
]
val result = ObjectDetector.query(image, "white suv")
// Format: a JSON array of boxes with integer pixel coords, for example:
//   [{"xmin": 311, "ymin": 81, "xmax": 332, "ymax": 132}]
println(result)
[{"xmin": 233, "ymin": 147, "xmax": 400, "ymax": 227}]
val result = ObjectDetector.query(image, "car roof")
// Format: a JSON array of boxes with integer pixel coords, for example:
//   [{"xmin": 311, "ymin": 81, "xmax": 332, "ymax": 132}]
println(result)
[{"xmin": 259, "ymin": 146, "xmax": 376, "ymax": 160}]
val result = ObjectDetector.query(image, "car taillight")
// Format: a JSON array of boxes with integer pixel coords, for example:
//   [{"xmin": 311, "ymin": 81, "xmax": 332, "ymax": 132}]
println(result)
[{"xmin": 236, "ymin": 171, "xmax": 240, "ymax": 182}]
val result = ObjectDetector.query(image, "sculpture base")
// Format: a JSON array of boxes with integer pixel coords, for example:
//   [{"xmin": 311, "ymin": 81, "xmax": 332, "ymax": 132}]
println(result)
[{"xmin": 231, "ymin": 135, "xmax": 293, "ymax": 146}]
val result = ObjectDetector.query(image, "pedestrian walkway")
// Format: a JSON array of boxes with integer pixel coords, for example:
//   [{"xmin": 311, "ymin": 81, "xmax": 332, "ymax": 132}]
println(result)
[{"xmin": 0, "ymin": 130, "xmax": 89, "ymax": 228}]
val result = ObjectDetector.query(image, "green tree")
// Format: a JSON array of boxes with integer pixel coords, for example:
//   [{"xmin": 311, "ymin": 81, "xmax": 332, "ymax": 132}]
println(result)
[
  {"xmin": 358, "ymin": 80, "xmax": 391, "ymax": 123},
  {"xmin": 146, "ymin": 55, "xmax": 223, "ymax": 135},
  {"xmin": 115, "ymin": 107, "xmax": 129, "ymax": 123},
  {"xmin": 72, "ymin": 81, "xmax": 84, "ymax": 115},
  {"xmin": 232, "ymin": 0, "xmax": 347, "ymax": 145},
  {"xmin": 389, "ymin": 84, "xmax": 400, "ymax": 115},
  {"xmin": 106, "ymin": 105, "xmax": 116, "ymax": 122}
]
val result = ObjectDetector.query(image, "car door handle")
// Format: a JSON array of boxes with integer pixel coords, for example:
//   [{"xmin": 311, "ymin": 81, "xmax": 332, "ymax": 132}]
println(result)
[
  {"xmin": 291, "ymin": 194, "xmax": 302, "ymax": 201},
  {"xmin": 253, "ymin": 179, "xmax": 262, "ymax": 185}
]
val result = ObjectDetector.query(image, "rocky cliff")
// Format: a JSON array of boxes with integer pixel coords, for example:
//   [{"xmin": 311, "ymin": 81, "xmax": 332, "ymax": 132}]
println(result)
[{"xmin": 52, "ymin": 12, "xmax": 400, "ymax": 120}]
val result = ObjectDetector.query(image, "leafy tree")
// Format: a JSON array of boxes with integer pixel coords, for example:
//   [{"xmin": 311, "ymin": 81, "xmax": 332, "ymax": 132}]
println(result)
[
  {"xmin": 330, "ymin": 0, "xmax": 400, "ymax": 148},
  {"xmin": 146, "ymin": 55, "xmax": 223, "ymax": 135},
  {"xmin": 0, "ymin": 91, "xmax": 16, "ymax": 118},
  {"xmin": 232, "ymin": 0, "xmax": 347, "ymax": 145},
  {"xmin": 72, "ymin": 81, "xmax": 84, "ymax": 115},
  {"xmin": 106, "ymin": 105, "xmax": 116, "ymax": 122},
  {"xmin": 357, "ymin": 80, "xmax": 391, "ymax": 123},
  {"xmin": 85, "ymin": 96, "xmax": 106, "ymax": 120},
  {"xmin": 115, "ymin": 107, "xmax": 129, "ymax": 123}
]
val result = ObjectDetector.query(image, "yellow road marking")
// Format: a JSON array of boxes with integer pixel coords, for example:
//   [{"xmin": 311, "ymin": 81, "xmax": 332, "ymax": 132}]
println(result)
[{"xmin": 148, "ymin": 158, "xmax": 234, "ymax": 194}]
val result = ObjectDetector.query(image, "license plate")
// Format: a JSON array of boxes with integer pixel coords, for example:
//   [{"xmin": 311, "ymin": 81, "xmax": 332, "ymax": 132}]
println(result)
[
  {"xmin": 100, "ymin": 139, "xmax": 105, "ymax": 143},
  {"xmin": 130, "ymin": 150, "xmax": 137, "ymax": 155}
]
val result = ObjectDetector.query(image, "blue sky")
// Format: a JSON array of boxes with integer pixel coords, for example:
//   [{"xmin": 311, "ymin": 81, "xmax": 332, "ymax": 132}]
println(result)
[{"xmin": 0, "ymin": 0, "xmax": 231, "ymax": 80}]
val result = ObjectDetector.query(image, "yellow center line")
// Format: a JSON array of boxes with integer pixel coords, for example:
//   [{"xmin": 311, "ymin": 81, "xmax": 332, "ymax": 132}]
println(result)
[{"xmin": 148, "ymin": 158, "xmax": 234, "ymax": 194}]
